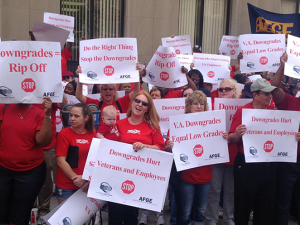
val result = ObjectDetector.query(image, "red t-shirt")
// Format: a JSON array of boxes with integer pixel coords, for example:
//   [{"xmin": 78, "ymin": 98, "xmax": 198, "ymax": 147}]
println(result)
[
  {"xmin": 163, "ymin": 90, "xmax": 183, "ymax": 99},
  {"xmin": 229, "ymin": 101, "xmax": 274, "ymax": 154},
  {"xmin": 35, "ymin": 104, "xmax": 58, "ymax": 149},
  {"xmin": 117, "ymin": 118, "xmax": 165, "ymax": 149},
  {"xmin": 230, "ymin": 65, "xmax": 237, "ymax": 78},
  {"xmin": 276, "ymin": 93, "xmax": 300, "ymax": 155},
  {"xmin": 97, "ymin": 123, "xmax": 120, "ymax": 142},
  {"xmin": 0, "ymin": 104, "xmax": 44, "ymax": 171},
  {"xmin": 56, "ymin": 127, "xmax": 96, "ymax": 190},
  {"xmin": 61, "ymin": 47, "xmax": 72, "ymax": 75},
  {"xmin": 86, "ymin": 95, "xmax": 131, "ymax": 123}
]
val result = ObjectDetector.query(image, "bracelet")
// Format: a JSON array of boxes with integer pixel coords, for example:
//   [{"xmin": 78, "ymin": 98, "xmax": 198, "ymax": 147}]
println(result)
[{"xmin": 44, "ymin": 116, "xmax": 51, "ymax": 119}]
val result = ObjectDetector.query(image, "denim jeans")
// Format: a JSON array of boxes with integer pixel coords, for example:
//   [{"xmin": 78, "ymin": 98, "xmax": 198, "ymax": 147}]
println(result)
[
  {"xmin": 170, "ymin": 193, "xmax": 177, "ymax": 225},
  {"xmin": 176, "ymin": 178, "xmax": 210, "ymax": 225}
]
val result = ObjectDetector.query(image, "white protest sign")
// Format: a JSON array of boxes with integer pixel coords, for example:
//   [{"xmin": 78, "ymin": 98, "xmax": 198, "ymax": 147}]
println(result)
[
  {"xmin": 242, "ymin": 109, "xmax": 299, "ymax": 163},
  {"xmin": 285, "ymin": 34, "xmax": 300, "ymax": 79},
  {"xmin": 48, "ymin": 189, "xmax": 105, "ymax": 225},
  {"xmin": 120, "ymin": 113, "xmax": 127, "ymax": 120},
  {"xmin": 55, "ymin": 109, "xmax": 63, "ymax": 133},
  {"xmin": 154, "ymin": 98, "xmax": 186, "ymax": 139},
  {"xmin": 177, "ymin": 54, "xmax": 193, "ymax": 68},
  {"xmin": 0, "ymin": 41, "xmax": 63, "ymax": 103},
  {"xmin": 239, "ymin": 34, "xmax": 285, "ymax": 73},
  {"xmin": 86, "ymin": 90, "xmax": 125, "ymax": 100},
  {"xmin": 248, "ymin": 74, "xmax": 262, "ymax": 82},
  {"xmin": 65, "ymin": 94, "xmax": 80, "ymax": 104},
  {"xmin": 87, "ymin": 139, "xmax": 173, "ymax": 212},
  {"xmin": 161, "ymin": 35, "xmax": 192, "ymax": 55},
  {"xmin": 79, "ymin": 38, "xmax": 138, "ymax": 84},
  {"xmin": 32, "ymin": 21, "xmax": 69, "ymax": 50},
  {"xmin": 169, "ymin": 110, "xmax": 229, "ymax": 171},
  {"xmin": 44, "ymin": 12, "xmax": 74, "ymax": 42},
  {"xmin": 214, "ymin": 98, "xmax": 252, "ymax": 131},
  {"xmin": 219, "ymin": 35, "xmax": 239, "ymax": 59},
  {"xmin": 82, "ymin": 138, "xmax": 101, "ymax": 181},
  {"xmin": 143, "ymin": 46, "xmax": 187, "ymax": 88},
  {"xmin": 193, "ymin": 53, "xmax": 231, "ymax": 85},
  {"xmin": 296, "ymin": 91, "xmax": 300, "ymax": 98},
  {"xmin": 82, "ymin": 84, "xmax": 94, "ymax": 95},
  {"xmin": 62, "ymin": 81, "xmax": 67, "ymax": 90}
]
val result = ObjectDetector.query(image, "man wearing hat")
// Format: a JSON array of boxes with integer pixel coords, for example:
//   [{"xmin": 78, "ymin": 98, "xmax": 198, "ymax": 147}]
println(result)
[
  {"xmin": 271, "ymin": 53, "xmax": 300, "ymax": 225},
  {"xmin": 228, "ymin": 78, "xmax": 277, "ymax": 225}
]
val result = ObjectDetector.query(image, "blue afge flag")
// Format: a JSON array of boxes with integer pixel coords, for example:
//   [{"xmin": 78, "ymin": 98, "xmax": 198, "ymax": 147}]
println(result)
[{"xmin": 248, "ymin": 3, "xmax": 300, "ymax": 39}]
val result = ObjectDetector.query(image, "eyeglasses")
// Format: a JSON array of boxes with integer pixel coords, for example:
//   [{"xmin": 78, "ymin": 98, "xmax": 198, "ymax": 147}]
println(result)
[
  {"xmin": 134, "ymin": 98, "xmax": 149, "ymax": 107},
  {"xmin": 102, "ymin": 88, "xmax": 115, "ymax": 91},
  {"xmin": 218, "ymin": 87, "xmax": 234, "ymax": 92},
  {"xmin": 191, "ymin": 102, "xmax": 204, "ymax": 106}
]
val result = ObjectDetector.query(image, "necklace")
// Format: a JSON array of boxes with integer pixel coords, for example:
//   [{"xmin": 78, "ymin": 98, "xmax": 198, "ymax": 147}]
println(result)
[{"xmin": 18, "ymin": 105, "xmax": 33, "ymax": 119}]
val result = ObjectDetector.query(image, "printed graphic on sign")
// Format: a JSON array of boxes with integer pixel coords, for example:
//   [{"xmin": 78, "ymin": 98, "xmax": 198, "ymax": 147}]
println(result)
[
  {"xmin": 239, "ymin": 34, "xmax": 285, "ymax": 73},
  {"xmin": 285, "ymin": 34, "xmax": 300, "ymax": 79},
  {"xmin": 79, "ymin": 38, "xmax": 138, "ymax": 84},
  {"xmin": 0, "ymin": 41, "xmax": 63, "ymax": 103},
  {"xmin": 170, "ymin": 110, "xmax": 229, "ymax": 171},
  {"xmin": 143, "ymin": 46, "xmax": 187, "ymax": 88},
  {"xmin": 87, "ymin": 139, "xmax": 173, "ymax": 212},
  {"xmin": 161, "ymin": 35, "xmax": 192, "ymax": 55},
  {"xmin": 242, "ymin": 109, "xmax": 299, "ymax": 163},
  {"xmin": 219, "ymin": 35, "xmax": 239, "ymax": 59}
]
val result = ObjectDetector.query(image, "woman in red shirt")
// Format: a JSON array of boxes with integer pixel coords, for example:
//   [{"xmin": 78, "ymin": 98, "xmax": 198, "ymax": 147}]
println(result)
[
  {"xmin": 55, "ymin": 103, "xmax": 96, "ymax": 204},
  {"xmin": 0, "ymin": 98, "xmax": 53, "ymax": 225},
  {"xmin": 205, "ymin": 79, "xmax": 240, "ymax": 225},
  {"xmin": 108, "ymin": 90, "xmax": 165, "ymax": 225}
]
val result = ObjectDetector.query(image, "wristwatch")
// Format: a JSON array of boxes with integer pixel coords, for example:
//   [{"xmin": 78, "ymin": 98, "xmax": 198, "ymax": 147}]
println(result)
[{"xmin": 45, "ymin": 116, "xmax": 51, "ymax": 119}]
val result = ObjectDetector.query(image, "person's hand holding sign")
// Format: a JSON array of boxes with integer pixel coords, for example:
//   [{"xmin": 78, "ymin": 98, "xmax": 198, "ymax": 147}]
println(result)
[
  {"xmin": 296, "ymin": 132, "xmax": 300, "ymax": 142},
  {"xmin": 236, "ymin": 124, "xmax": 247, "ymax": 137}
]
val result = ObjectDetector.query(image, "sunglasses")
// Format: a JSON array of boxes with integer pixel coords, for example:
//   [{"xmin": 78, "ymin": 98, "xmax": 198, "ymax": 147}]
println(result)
[
  {"xmin": 102, "ymin": 88, "xmax": 115, "ymax": 91},
  {"xmin": 64, "ymin": 76, "xmax": 71, "ymax": 79},
  {"xmin": 134, "ymin": 98, "xmax": 149, "ymax": 107},
  {"xmin": 218, "ymin": 87, "xmax": 233, "ymax": 92}
]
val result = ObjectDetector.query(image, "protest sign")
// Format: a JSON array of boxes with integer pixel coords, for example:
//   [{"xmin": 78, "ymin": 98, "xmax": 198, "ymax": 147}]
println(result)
[
  {"xmin": 55, "ymin": 109, "xmax": 63, "ymax": 133},
  {"xmin": 86, "ymin": 90, "xmax": 125, "ymax": 100},
  {"xmin": 285, "ymin": 34, "xmax": 300, "ymax": 79},
  {"xmin": 82, "ymin": 84, "xmax": 94, "ymax": 95},
  {"xmin": 219, "ymin": 35, "xmax": 239, "ymax": 59},
  {"xmin": 169, "ymin": 110, "xmax": 229, "ymax": 171},
  {"xmin": 161, "ymin": 35, "xmax": 192, "ymax": 55},
  {"xmin": 32, "ymin": 21, "xmax": 69, "ymax": 49},
  {"xmin": 143, "ymin": 46, "xmax": 187, "ymax": 88},
  {"xmin": 79, "ymin": 38, "xmax": 138, "ymax": 84},
  {"xmin": 193, "ymin": 53, "xmax": 230, "ymax": 85},
  {"xmin": 242, "ymin": 109, "xmax": 299, "ymax": 163},
  {"xmin": 82, "ymin": 138, "xmax": 101, "ymax": 181},
  {"xmin": 214, "ymin": 98, "xmax": 252, "ymax": 131},
  {"xmin": 48, "ymin": 189, "xmax": 104, "ymax": 225},
  {"xmin": 44, "ymin": 12, "xmax": 74, "ymax": 42},
  {"xmin": 0, "ymin": 41, "xmax": 63, "ymax": 103},
  {"xmin": 239, "ymin": 34, "xmax": 285, "ymax": 73},
  {"xmin": 296, "ymin": 91, "xmax": 300, "ymax": 97},
  {"xmin": 87, "ymin": 139, "xmax": 173, "ymax": 212},
  {"xmin": 248, "ymin": 74, "xmax": 262, "ymax": 82},
  {"xmin": 177, "ymin": 54, "xmax": 193, "ymax": 68}
]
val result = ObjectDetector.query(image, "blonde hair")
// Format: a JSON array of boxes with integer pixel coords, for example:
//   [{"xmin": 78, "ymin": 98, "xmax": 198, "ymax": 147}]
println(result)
[
  {"xmin": 219, "ymin": 79, "xmax": 241, "ymax": 98},
  {"xmin": 127, "ymin": 90, "xmax": 161, "ymax": 131},
  {"xmin": 102, "ymin": 105, "xmax": 117, "ymax": 117},
  {"xmin": 185, "ymin": 90, "xmax": 209, "ymax": 113},
  {"xmin": 100, "ymin": 84, "xmax": 119, "ymax": 101}
]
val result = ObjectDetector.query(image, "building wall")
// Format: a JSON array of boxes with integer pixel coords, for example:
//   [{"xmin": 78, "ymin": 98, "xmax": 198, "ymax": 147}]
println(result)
[
  {"xmin": 124, "ymin": 0, "xmax": 180, "ymax": 65},
  {"xmin": 0, "ymin": 0, "xmax": 60, "ymax": 41}
]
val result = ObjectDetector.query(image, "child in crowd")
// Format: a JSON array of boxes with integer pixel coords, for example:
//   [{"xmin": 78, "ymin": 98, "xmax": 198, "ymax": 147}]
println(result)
[{"xmin": 97, "ymin": 105, "xmax": 120, "ymax": 141}]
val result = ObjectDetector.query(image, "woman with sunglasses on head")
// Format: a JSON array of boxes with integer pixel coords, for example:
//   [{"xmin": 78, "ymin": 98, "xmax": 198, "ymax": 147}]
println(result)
[
  {"xmin": 55, "ymin": 103, "xmax": 96, "ymax": 204},
  {"xmin": 205, "ymin": 79, "xmax": 240, "ymax": 225},
  {"xmin": 108, "ymin": 90, "xmax": 165, "ymax": 225},
  {"xmin": 75, "ymin": 65, "xmax": 142, "ymax": 123}
]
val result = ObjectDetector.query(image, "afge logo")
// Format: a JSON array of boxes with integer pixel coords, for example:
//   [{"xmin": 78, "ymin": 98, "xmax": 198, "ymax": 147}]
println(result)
[
  {"xmin": 139, "ymin": 196, "xmax": 153, "ymax": 203},
  {"xmin": 87, "ymin": 71, "xmax": 97, "ymax": 79},
  {"xmin": 249, "ymin": 146, "xmax": 257, "ymax": 155},
  {"xmin": 120, "ymin": 75, "xmax": 131, "ymax": 78},
  {"xmin": 247, "ymin": 62, "xmax": 255, "ymax": 68},
  {"xmin": 180, "ymin": 154, "xmax": 189, "ymax": 164},
  {"xmin": 43, "ymin": 92, "xmax": 55, "ymax": 97},
  {"xmin": 0, "ymin": 86, "xmax": 12, "ymax": 96},
  {"xmin": 293, "ymin": 66, "xmax": 300, "ymax": 74},
  {"xmin": 277, "ymin": 152, "xmax": 288, "ymax": 156},
  {"xmin": 100, "ymin": 182, "xmax": 113, "ymax": 193},
  {"xmin": 62, "ymin": 217, "xmax": 72, "ymax": 225},
  {"xmin": 149, "ymin": 72, "xmax": 155, "ymax": 80}
]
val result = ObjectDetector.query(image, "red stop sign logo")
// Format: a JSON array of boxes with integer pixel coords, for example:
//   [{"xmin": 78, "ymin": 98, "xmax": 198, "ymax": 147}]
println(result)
[
  {"xmin": 175, "ymin": 49, "xmax": 181, "ymax": 54},
  {"xmin": 230, "ymin": 50, "xmax": 236, "ymax": 55},
  {"xmin": 207, "ymin": 71, "xmax": 215, "ymax": 78},
  {"xmin": 259, "ymin": 56, "xmax": 268, "ymax": 65},
  {"xmin": 21, "ymin": 78, "xmax": 36, "ymax": 92},
  {"xmin": 193, "ymin": 144, "xmax": 204, "ymax": 157},
  {"xmin": 55, "ymin": 115, "xmax": 61, "ymax": 125},
  {"xmin": 104, "ymin": 65, "xmax": 114, "ymax": 76},
  {"xmin": 121, "ymin": 180, "xmax": 135, "ymax": 194},
  {"xmin": 263, "ymin": 141, "xmax": 274, "ymax": 153},
  {"xmin": 160, "ymin": 72, "xmax": 169, "ymax": 81}
]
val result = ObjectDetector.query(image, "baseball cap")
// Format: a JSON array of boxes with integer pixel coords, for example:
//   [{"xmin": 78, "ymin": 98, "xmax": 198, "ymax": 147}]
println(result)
[
  {"xmin": 62, "ymin": 71, "xmax": 74, "ymax": 77},
  {"xmin": 244, "ymin": 82, "xmax": 253, "ymax": 98},
  {"xmin": 250, "ymin": 78, "xmax": 276, "ymax": 93}
]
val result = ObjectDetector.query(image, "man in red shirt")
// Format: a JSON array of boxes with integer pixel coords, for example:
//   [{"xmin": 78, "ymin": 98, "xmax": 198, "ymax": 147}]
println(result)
[
  {"xmin": 271, "ymin": 53, "xmax": 300, "ymax": 225},
  {"xmin": 228, "ymin": 78, "xmax": 277, "ymax": 225}
]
